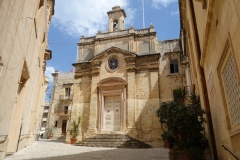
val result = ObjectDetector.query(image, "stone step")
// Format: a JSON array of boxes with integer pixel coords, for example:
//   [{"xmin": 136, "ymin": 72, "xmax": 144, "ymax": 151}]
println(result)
[
  {"xmin": 75, "ymin": 143, "xmax": 151, "ymax": 148},
  {"xmin": 76, "ymin": 141, "xmax": 148, "ymax": 145},
  {"xmin": 83, "ymin": 139, "xmax": 131, "ymax": 142},
  {"xmin": 75, "ymin": 134, "xmax": 152, "ymax": 148},
  {"xmin": 75, "ymin": 144, "xmax": 150, "ymax": 148}
]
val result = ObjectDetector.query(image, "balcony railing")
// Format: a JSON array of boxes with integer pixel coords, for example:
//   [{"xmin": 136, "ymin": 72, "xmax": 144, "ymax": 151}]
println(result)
[
  {"xmin": 43, "ymin": 109, "xmax": 49, "ymax": 113},
  {"xmin": 56, "ymin": 110, "xmax": 71, "ymax": 117},
  {"xmin": 59, "ymin": 95, "xmax": 73, "ymax": 101}
]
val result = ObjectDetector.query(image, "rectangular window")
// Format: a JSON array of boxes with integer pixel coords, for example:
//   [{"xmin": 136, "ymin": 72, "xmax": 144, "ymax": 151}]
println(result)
[
  {"xmin": 44, "ymin": 106, "xmax": 49, "ymax": 110},
  {"xmin": 43, "ymin": 113, "xmax": 48, "ymax": 118},
  {"xmin": 170, "ymin": 59, "xmax": 179, "ymax": 73},
  {"xmin": 64, "ymin": 106, "xmax": 68, "ymax": 114},
  {"xmin": 42, "ymin": 122, "xmax": 46, "ymax": 127},
  {"xmin": 65, "ymin": 88, "xmax": 71, "ymax": 96},
  {"xmin": 55, "ymin": 121, "xmax": 58, "ymax": 127},
  {"xmin": 173, "ymin": 90, "xmax": 178, "ymax": 102}
]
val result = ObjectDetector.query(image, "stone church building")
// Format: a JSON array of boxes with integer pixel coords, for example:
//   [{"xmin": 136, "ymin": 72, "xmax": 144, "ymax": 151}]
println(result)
[{"xmin": 49, "ymin": 6, "xmax": 186, "ymax": 147}]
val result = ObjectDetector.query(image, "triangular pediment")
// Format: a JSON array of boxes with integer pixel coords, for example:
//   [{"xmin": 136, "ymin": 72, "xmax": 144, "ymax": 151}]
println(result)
[{"xmin": 90, "ymin": 46, "xmax": 136, "ymax": 62}]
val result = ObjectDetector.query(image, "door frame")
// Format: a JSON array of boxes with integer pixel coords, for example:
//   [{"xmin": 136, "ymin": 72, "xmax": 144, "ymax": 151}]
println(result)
[
  {"xmin": 61, "ymin": 120, "xmax": 67, "ymax": 135},
  {"xmin": 97, "ymin": 77, "xmax": 127, "ymax": 132}
]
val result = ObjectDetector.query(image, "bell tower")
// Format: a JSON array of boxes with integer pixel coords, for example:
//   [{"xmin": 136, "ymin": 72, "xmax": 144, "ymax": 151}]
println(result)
[{"xmin": 107, "ymin": 6, "xmax": 126, "ymax": 32}]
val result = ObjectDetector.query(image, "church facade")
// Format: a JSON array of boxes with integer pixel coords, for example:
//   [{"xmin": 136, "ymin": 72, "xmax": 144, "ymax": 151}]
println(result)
[{"xmin": 58, "ymin": 6, "xmax": 186, "ymax": 147}]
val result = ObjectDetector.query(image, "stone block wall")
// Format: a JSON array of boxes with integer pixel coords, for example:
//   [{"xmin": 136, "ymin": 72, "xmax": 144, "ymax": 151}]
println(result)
[{"xmin": 0, "ymin": 0, "xmax": 54, "ymax": 157}]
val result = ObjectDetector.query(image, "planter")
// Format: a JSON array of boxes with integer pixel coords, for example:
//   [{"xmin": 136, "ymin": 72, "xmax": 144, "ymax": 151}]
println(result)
[
  {"xmin": 47, "ymin": 135, "xmax": 53, "ymax": 139},
  {"xmin": 70, "ymin": 138, "xmax": 77, "ymax": 144},
  {"xmin": 169, "ymin": 150, "xmax": 189, "ymax": 160},
  {"xmin": 164, "ymin": 141, "xmax": 171, "ymax": 148}
]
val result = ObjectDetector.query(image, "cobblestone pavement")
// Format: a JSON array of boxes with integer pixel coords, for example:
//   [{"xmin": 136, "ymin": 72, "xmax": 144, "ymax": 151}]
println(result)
[{"xmin": 5, "ymin": 139, "xmax": 169, "ymax": 160}]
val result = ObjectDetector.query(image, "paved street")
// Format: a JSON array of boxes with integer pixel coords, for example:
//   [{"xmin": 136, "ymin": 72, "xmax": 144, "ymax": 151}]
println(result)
[{"xmin": 5, "ymin": 139, "xmax": 169, "ymax": 160}]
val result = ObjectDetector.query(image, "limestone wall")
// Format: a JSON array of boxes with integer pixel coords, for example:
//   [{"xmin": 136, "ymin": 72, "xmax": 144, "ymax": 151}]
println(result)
[
  {"xmin": 179, "ymin": 0, "xmax": 240, "ymax": 158},
  {"xmin": 48, "ymin": 72, "xmax": 74, "ymax": 139},
  {"xmin": 0, "ymin": 0, "xmax": 54, "ymax": 157},
  {"xmin": 71, "ymin": 44, "xmax": 184, "ymax": 147}
]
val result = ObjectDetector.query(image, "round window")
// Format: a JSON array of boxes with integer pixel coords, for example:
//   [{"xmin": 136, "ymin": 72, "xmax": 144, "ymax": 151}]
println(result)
[{"xmin": 108, "ymin": 58, "xmax": 118, "ymax": 70}]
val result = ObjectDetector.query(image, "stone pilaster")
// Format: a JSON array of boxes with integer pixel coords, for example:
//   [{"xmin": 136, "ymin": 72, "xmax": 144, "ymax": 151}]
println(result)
[
  {"xmin": 185, "ymin": 63, "xmax": 191, "ymax": 95},
  {"xmin": 126, "ymin": 71, "xmax": 137, "ymax": 137},
  {"xmin": 150, "ymin": 36, "xmax": 155, "ymax": 51},
  {"xmin": 129, "ymin": 36, "xmax": 134, "ymax": 52},
  {"xmin": 86, "ymin": 75, "xmax": 99, "ymax": 137}
]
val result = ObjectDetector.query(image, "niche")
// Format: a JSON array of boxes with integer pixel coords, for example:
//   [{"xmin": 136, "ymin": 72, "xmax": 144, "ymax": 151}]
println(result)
[{"xmin": 113, "ymin": 19, "xmax": 119, "ymax": 30}]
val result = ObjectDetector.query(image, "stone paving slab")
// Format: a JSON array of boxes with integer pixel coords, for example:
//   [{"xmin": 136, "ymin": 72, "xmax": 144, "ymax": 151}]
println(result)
[{"xmin": 4, "ymin": 140, "xmax": 169, "ymax": 160}]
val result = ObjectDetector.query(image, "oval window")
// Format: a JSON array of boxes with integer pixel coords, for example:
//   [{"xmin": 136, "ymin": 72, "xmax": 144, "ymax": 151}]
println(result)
[{"xmin": 108, "ymin": 58, "xmax": 118, "ymax": 70}]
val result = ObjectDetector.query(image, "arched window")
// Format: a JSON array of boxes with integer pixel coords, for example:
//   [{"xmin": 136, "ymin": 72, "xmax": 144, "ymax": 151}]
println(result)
[{"xmin": 113, "ymin": 19, "xmax": 118, "ymax": 30}]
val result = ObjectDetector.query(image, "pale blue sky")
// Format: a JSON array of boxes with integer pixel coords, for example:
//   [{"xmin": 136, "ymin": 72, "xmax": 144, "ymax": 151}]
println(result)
[{"xmin": 45, "ymin": 0, "xmax": 180, "ymax": 99}]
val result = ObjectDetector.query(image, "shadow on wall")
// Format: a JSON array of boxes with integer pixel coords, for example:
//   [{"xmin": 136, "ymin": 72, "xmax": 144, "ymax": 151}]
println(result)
[
  {"xmin": 79, "ymin": 76, "xmax": 91, "ymax": 139},
  {"xmin": 125, "ymin": 71, "xmax": 162, "ymax": 147},
  {"xmin": 124, "ymin": 53, "xmax": 184, "ymax": 147}
]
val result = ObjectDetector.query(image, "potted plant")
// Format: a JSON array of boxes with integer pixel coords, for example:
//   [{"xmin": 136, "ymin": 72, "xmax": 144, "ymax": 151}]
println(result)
[
  {"xmin": 156, "ymin": 87, "xmax": 208, "ymax": 160},
  {"xmin": 161, "ymin": 131, "xmax": 173, "ymax": 148},
  {"xmin": 46, "ymin": 126, "xmax": 56, "ymax": 139},
  {"xmin": 69, "ymin": 116, "xmax": 81, "ymax": 145}
]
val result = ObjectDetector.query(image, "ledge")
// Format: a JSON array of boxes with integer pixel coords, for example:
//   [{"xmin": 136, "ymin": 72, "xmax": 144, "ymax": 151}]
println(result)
[{"xmin": 230, "ymin": 123, "xmax": 240, "ymax": 137}]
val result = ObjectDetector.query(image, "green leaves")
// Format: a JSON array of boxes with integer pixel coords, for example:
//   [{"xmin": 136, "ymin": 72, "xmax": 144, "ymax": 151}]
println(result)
[
  {"xmin": 70, "ymin": 116, "xmax": 81, "ymax": 138},
  {"xmin": 156, "ymin": 93, "xmax": 208, "ymax": 158}
]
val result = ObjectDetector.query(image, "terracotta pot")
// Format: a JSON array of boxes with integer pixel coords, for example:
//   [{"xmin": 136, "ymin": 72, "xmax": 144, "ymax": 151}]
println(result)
[
  {"xmin": 169, "ymin": 150, "xmax": 189, "ymax": 160},
  {"xmin": 47, "ymin": 135, "xmax": 53, "ymax": 139},
  {"xmin": 70, "ymin": 138, "xmax": 77, "ymax": 144},
  {"xmin": 164, "ymin": 141, "xmax": 171, "ymax": 148}
]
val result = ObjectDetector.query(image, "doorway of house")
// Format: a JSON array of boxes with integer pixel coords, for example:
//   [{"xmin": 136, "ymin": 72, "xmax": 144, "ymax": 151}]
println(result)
[{"xmin": 62, "ymin": 120, "xmax": 67, "ymax": 135}]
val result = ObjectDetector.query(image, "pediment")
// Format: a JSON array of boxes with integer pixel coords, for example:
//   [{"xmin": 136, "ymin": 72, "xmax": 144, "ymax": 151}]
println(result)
[
  {"xmin": 90, "ymin": 46, "xmax": 136, "ymax": 62},
  {"xmin": 97, "ymin": 77, "xmax": 127, "ymax": 87}
]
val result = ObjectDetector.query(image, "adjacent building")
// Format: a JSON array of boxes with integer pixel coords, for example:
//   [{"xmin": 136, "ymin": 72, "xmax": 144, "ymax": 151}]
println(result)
[
  {"xmin": 48, "ymin": 71, "xmax": 74, "ymax": 137},
  {"xmin": 40, "ymin": 102, "xmax": 50, "ymax": 132},
  {"xmin": 0, "ymin": 0, "xmax": 54, "ymax": 158},
  {"xmin": 179, "ymin": 0, "xmax": 240, "ymax": 159}
]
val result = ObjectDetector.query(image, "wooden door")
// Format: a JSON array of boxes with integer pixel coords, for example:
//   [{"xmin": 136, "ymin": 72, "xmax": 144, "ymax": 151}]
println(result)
[
  {"xmin": 62, "ymin": 120, "xmax": 67, "ymax": 134},
  {"xmin": 103, "ymin": 95, "xmax": 120, "ymax": 131}
]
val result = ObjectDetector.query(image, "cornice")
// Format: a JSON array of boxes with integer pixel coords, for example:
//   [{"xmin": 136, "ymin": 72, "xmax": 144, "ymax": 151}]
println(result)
[
  {"xmin": 107, "ymin": 9, "xmax": 127, "ymax": 17},
  {"xmin": 90, "ymin": 46, "xmax": 136, "ymax": 62},
  {"xmin": 73, "ymin": 49, "xmax": 161, "ymax": 77},
  {"xmin": 47, "ymin": 0, "xmax": 55, "ymax": 16},
  {"xmin": 200, "ymin": 0, "xmax": 215, "ymax": 66},
  {"xmin": 78, "ymin": 28, "xmax": 157, "ymax": 46}
]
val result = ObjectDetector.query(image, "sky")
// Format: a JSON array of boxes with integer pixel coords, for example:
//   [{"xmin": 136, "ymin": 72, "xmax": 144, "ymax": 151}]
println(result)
[{"xmin": 45, "ymin": 0, "xmax": 180, "ymax": 100}]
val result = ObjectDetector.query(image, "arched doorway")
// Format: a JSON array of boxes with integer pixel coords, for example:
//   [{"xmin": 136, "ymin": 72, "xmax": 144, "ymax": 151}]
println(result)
[{"xmin": 97, "ymin": 77, "xmax": 127, "ymax": 133}]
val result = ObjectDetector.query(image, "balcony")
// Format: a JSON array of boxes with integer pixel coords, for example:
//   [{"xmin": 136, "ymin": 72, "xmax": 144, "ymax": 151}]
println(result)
[
  {"xmin": 42, "ymin": 118, "xmax": 47, "ymax": 121},
  {"xmin": 56, "ymin": 110, "xmax": 71, "ymax": 117},
  {"xmin": 43, "ymin": 109, "xmax": 49, "ymax": 113},
  {"xmin": 59, "ymin": 95, "xmax": 73, "ymax": 101}
]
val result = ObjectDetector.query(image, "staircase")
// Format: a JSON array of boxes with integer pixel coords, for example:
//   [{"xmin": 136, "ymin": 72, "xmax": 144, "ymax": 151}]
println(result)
[{"xmin": 75, "ymin": 134, "xmax": 152, "ymax": 148}]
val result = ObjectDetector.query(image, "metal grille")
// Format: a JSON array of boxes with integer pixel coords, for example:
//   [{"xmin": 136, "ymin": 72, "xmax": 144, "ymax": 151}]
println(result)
[{"xmin": 222, "ymin": 54, "xmax": 240, "ymax": 126}]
